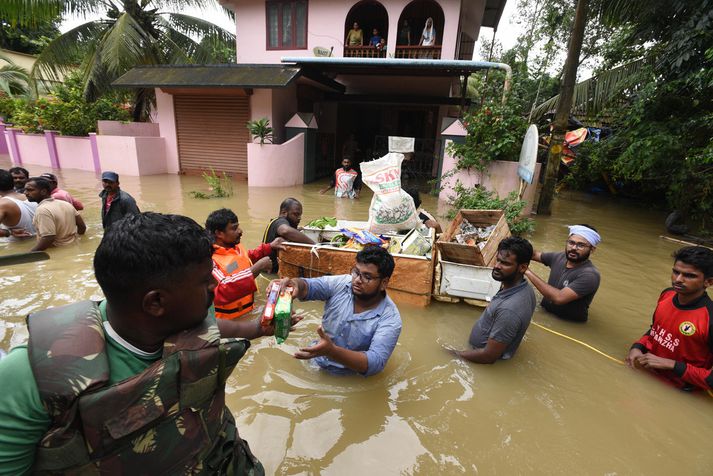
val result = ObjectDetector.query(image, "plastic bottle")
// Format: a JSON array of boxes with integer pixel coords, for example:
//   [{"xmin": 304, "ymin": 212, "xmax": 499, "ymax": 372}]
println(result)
[
  {"xmin": 274, "ymin": 286, "xmax": 294, "ymax": 344},
  {"xmin": 261, "ymin": 282, "xmax": 281, "ymax": 327}
]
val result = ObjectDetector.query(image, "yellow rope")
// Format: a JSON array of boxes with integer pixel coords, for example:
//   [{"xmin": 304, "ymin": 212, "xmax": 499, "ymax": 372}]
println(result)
[
  {"xmin": 530, "ymin": 321, "xmax": 625, "ymax": 365},
  {"xmin": 531, "ymin": 321, "xmax": 713, "ymax": 399}
]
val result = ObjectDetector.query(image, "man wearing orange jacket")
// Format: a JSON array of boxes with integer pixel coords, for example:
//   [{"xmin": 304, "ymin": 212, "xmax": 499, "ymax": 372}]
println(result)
[{"xmin": 206, "ymin": 208, "xmax": 285, "ymax": 320}]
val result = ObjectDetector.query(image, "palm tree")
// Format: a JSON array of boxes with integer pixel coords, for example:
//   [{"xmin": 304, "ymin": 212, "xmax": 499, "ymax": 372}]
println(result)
[
  {"xmin": 0, "ymin": 1, "xmax": 236, "ymax": 120},
  {"xmin": 0, "ymin": 53, "xmax": 33, "ymax": 96},
  {"xmin": 531, "ymin": 57, "xmax": 652, "ymax": 121}
]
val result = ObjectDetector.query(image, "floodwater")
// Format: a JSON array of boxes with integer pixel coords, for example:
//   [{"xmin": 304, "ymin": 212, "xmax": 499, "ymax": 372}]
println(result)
[{"xmin": 1, "ymin": 158, "xmax": 712, "ymax": 475}]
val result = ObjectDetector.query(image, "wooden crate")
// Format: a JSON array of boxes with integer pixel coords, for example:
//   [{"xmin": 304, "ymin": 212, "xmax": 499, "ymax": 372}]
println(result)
[
  {"xmin": 278, "ymin": 243, "xmax": 435, "ymax": 307},
  {"xmin": 437, "ymin": 210, "xmax": 511, "ymax": 266}
]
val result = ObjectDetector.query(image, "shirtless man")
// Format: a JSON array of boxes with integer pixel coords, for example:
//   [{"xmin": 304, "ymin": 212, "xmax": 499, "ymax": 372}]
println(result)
[{"xmin": 0, "ymin": 169, "xmax": 36, "ymax": 240}]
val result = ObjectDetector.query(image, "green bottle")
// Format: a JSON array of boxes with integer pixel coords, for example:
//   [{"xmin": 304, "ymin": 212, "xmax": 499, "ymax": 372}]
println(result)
[{"xmin": 274, "ymin": 286, "xmax": 293, "ymax": 344}]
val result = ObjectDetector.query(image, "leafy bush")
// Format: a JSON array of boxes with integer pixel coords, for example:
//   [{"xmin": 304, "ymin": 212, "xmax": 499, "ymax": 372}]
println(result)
[
  {"xmin": 2, "ymin": 74, "xmax": 131, "ymax": 136},
  {"xmin": 447, "ymin": 101, "xmax": 528, "ymax": 173},
  {"xmin": 0, "ymin": 95, "xmax": 22, "ymax": 122},
  {"xmin": 190, "ymin": 169, "xmax": 234, "ymax": 199},
  {"xmin": 246, "ymin": 118, "xmax": 273, "ymax": 145},
  {"xmin": 447, "ymin": 182, "xmax": 535, "ymax": 236}
]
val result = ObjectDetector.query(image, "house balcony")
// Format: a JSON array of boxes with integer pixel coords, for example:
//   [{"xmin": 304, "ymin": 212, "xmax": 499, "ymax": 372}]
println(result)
[
  {"xmin": 394, "ymin": 46, "xmax": 442, "ymax": 60},
  {"xmin": 343, "ymin": 45, "xmax": 442, "ymax": 59},
  {"xmin": 344, "ymin": 46, "xmax": 387, "ymax": 59}
]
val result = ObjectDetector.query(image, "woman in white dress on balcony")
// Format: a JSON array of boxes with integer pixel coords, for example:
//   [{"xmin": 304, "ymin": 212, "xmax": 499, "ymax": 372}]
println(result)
[{"xmin": 419, "ymin": 17, "xmax": 436, "ymax": 47}]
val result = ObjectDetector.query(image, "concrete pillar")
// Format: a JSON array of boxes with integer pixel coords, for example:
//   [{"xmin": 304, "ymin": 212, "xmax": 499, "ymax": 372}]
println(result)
[
  {"xmin": 436, "ymin": 118, "xmax": 467, "ymax": 191},
  {"xmin": 5, "ymin": 128, "xmax": 22, "ymax": 166},
  {"xmin": 89, "ymin": 133, "xmax": 101, "ymax": 174},
  {"xmin": 0, "ymin": 123, "xmax": 9, "ymax": 155},
  {"xmin": 285, "ymin": 113, "xmax": 318, "ymax": 183},
  {"xmin": 44, "ymin": 130, "xmax": 60, "ymax": 169}
]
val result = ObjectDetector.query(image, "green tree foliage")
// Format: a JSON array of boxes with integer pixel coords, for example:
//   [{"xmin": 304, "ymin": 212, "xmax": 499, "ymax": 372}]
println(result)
[
  {"xmin": 0, "ymin": 16, "xmax": 60, "ymax": 55},
  {"xmin": 1, "ymin": 72, "xmax": 130, "ymax": 135},
  {"xmin": 198, "ymin": 35, "xmax": 236, "ymax": 64},
  {"xmin": 0, "ymin": 53, "xmax": 32, "ymax": 96},
  {"xmin": 0, "ymin": 1, "xmax": 235, "ymax": 121},
  {"xmin": 566, "ymin": 0, "xmax": 713, "ymax": 230},
  {"xmin": 448, "ymin": 101, "xmax": 528, "ymax": 173}
]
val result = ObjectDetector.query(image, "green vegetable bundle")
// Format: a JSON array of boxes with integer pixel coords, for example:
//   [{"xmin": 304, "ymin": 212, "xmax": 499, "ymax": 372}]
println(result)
[{"xmin": 307, "ymin": 217, "xmax": 337, "ymax": 229}]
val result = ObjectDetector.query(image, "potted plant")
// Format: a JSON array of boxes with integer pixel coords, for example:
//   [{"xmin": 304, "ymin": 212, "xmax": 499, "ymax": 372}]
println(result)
[{"xmin": 246, "ymin": 118, "xmax": 273, "ymax": 145}]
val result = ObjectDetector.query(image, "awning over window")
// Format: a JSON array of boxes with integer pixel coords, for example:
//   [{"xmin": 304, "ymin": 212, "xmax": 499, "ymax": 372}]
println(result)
[{"xmin": 113, "ymin": 64, "xmax": 302, "ymax": 89}]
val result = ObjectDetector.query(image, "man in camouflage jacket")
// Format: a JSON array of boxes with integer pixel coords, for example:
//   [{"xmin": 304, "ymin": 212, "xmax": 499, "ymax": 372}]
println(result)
[{"xmin": 0, "ymin": 212, "xmax": 266, "ymax": 475}]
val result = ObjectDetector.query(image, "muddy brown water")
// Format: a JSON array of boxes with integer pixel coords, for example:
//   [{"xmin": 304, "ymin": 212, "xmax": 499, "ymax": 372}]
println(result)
[{"xmin": 1, "ymin": 159, "xmax": 712, "ymax": 475}]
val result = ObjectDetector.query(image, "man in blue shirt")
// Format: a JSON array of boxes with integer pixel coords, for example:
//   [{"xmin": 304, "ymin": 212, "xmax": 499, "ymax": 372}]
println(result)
[{"xmin": 284, "ymin": 246, "xmax": 402, "ymax": 376}]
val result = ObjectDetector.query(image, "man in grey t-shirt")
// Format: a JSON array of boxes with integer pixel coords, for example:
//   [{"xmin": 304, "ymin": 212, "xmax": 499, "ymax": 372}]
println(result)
[
  {"xmin": 451, "ymin": 237, "xmax": 536, "ymax": 363},
  {"xmin": 525, "ymin": 224, "xmax": 601, "ymax": 322}
]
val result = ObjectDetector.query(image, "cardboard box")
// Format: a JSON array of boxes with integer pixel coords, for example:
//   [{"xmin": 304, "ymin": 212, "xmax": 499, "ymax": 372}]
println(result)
[{"xmin": 437, "ymin": 209, "xmax": 511, "ymax": 266}]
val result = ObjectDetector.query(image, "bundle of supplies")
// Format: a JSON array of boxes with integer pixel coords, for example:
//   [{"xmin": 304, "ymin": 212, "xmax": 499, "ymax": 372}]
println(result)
[
  {"xmin": 453, "ymin": 220, "xmax": 496, "ymax": 249},
  {"xmin": 360, "ymin": 153, "xmax": 421, "ymax": 234},
  {"xmin": 274, "ymin": 286, "xmax": 293, "ymax": 344}
]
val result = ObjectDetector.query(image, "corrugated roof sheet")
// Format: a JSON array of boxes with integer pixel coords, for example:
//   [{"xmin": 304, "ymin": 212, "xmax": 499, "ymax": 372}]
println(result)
[
  {"xmin": 113, "ymin": 64, "xmax": 301, "ymax": 88},
  {"xmin": 482, "ymin": 0, "xmax": 507, "ymax": 29}
]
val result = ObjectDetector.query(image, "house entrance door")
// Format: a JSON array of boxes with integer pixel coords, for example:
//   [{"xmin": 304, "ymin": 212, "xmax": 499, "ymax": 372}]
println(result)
[{"xmin": 336, "ymin": 103, "xmax": 439, "ymax": 186}]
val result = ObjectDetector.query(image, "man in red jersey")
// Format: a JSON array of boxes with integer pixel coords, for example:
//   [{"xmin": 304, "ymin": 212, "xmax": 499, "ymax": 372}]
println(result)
[{"xmin": 627, "ymin": 246, "xmax": 713, "ymax": 391}]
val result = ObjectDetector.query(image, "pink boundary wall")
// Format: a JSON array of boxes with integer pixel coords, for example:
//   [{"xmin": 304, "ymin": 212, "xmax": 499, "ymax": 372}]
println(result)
[
  {"xmin": 97, "ymin": 136, "xmax": 167, "ymax": 176},
  {"xmin": 247, "ymin": 133, "xmax": 304, "ymax": 187},
  {"xmin": 15, "ymin": 133, "xmax": 52, "ymax": 167},
  {"xmin": 155, "ymin": 89, "xmax": 180, "ymax": 174},
  {"xmin": 439, "ymin": 139, "xmax": 541, "ymax": 215},
  {"xmin": 4, "ymin": 124, "xmax": 167, "ymax": 176},
  {"xmin": 54, "ymin": 136, "xmax": 94, "ymax": 171},
  {"xmin": 97, "ymin": 120, "xmax": 160, "ymax": 137}
]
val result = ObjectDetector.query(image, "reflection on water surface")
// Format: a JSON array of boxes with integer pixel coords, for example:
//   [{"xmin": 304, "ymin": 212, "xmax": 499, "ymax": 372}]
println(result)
[{"xmin": 1, "ymin": 161, "xmax": 711, "ymax": 474}]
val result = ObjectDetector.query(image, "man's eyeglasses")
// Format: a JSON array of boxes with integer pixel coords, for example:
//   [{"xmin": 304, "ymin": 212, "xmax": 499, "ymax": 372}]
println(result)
[
  {"xmin": 350, "ymin": 267, "xmax": 380, "ymax": 283},
  {"xmin": 566, "ymin": 239, "xmax": 591, "ymax": 250}
]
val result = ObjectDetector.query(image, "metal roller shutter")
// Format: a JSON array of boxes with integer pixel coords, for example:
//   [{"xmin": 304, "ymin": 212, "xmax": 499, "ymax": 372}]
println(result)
[{"xmin": 174, "ymin": 95, "xmax": 250, "ymax": 176}]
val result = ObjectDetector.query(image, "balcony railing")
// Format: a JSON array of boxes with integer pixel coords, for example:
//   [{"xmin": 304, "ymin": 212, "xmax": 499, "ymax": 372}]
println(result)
[
  {"xmin": 394, "ymin": 45, "xmax": 442, "ymax": 59},
  {"xmin": 342, "ymin": 45, "xmax": 443, "ymax": 59},
  {"xmin": 344, "ymin": 46, "xmax": 386, "ymax": 58}
]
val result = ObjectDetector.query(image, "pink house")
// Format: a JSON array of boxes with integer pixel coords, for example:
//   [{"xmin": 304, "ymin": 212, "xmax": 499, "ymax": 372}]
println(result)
[{"xmin": 114, "ymin": 0, "xmax": 507, "ymax": 186}]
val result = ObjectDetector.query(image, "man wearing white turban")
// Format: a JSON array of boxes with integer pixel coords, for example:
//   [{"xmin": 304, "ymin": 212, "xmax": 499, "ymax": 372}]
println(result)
[{"xmin": 525, "ymin": 224, "xmax": 601, "ymax": 322}]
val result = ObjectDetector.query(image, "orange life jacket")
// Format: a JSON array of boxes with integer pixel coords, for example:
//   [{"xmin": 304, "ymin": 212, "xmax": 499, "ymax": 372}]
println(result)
[{"xmin": 212, "ymin": 244, "xmax": 254, "ymax": 319}]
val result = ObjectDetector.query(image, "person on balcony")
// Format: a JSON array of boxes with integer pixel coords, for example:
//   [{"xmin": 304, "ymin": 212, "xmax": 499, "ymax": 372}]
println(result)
[
  {"xmin": 420, "ymin": 17, "xmax": 436, "ymax": 47},
  {"xmin": 369, "ymin": 28, "xmax": 382, "ymax": 47},
  {"xmin": 376, "ymin": 38, "xmax": 387, "ymax": 56},
  {"xmin": 398, "ymin": 19, "xmax": 412, "ymax": 46},
  {"xmin": 346, "ymin": 21, "xmax": 363, "ymax": 46}
]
